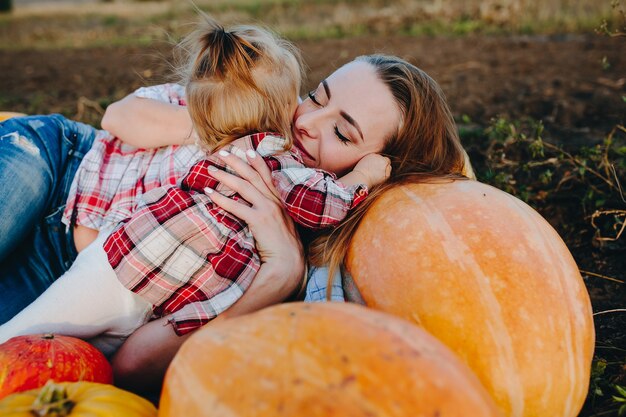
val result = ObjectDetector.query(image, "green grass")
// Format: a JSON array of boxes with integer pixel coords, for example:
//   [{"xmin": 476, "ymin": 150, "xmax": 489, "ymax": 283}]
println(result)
[{"xmin": 1, "ymin": 0, "xmax": 622, "ymax": 49}]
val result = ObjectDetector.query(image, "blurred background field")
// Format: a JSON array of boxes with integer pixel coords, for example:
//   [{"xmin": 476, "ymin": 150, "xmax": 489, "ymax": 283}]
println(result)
[
  {"xmin": 1, "ymin": 1, "xmax": 625, "ymax": 416},
  {"xmin": 1, "ymin": 0, "xmax": 623, "ymax": 48}
]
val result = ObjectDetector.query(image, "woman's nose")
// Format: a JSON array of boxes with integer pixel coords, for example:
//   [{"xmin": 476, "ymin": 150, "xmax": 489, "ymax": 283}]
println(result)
[{"xmin": 295, "ymin": 107, "xmax": 326, "ymax": 140}]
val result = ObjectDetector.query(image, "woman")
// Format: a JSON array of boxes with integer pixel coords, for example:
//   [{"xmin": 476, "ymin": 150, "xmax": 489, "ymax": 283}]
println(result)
[
  {"xmin": 1, "ymin": 54, "xmax": 466, "ymax": 392},
  {"xmin": 107, "ymin": 54, "xmax": 467, "ymax": 392}
]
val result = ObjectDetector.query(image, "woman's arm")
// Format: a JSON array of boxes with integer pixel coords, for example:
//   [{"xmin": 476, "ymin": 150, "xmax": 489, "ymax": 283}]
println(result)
[
  {"xmin": 111, "ymin": 254, "xmax": 302, "ymax": 394},
  {"xmin": 101, "ymin": 94, "xmax": 197, "ymax": 148},
  {"xmin": 111, "ymin": 150, "xmax": 304, "ymax": 393}
]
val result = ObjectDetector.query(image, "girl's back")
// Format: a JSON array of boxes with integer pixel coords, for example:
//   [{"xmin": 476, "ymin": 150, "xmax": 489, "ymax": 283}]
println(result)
[{"xmin": 63, "ymin": 84, "xmax": 204, "ymax": 234}]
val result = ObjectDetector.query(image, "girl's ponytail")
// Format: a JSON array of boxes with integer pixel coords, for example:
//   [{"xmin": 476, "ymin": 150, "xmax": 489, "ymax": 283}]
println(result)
[
  {"xmin": 193, "ymin": 20, "xmax": 261, "ymax": 91},
  {"xmin": 176, "ymin": 13, "xmax": 302, "ymax": 151}
]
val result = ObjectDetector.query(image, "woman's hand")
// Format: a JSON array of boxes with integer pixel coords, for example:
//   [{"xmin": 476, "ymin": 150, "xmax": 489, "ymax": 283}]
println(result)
[
  {"xmin": 112, "ymin": 149, "xmax": 305, "ymax": 393},
  {"xmin": 205, "ymin": 148, "xmax": 305, "ymax": 309}
]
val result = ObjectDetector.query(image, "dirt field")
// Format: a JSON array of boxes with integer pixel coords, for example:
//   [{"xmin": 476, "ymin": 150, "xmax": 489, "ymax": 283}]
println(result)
[
  {"xmin": 1, "ymin": 33, "xmax": 625, "ymax": 415},
  {"xmin": 2, "ymin": 34, "xmax": 624, "ymax": 138}
]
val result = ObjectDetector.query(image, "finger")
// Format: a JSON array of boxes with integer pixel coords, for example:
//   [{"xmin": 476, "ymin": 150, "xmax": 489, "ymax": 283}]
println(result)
[
  {"xmin": 244, "ymin": 150, "xmax": 280, "ymax": 199},
  {"xmin": 205, "ymin": 186, "xmax": 293, "ymax": 240},
  {"xmin": 207, "ymin": 165, "xmax": 279, "ymax": 207},
  {"xmin": 216, "ymin": 149, "xmax": 275, "ymax": 198},
  {"xmin": 204, "ymin": 187, "xmax": 255, "ymax": 222}
]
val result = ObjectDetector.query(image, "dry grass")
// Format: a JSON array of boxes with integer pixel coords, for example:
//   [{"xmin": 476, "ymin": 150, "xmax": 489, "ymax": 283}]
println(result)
[{"xmin": 0, "ymin": 0, "xmax": 619, "ymax": 49}]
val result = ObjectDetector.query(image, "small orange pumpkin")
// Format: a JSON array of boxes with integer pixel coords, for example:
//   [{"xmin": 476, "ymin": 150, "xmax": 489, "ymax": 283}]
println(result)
[
  {"xmin": 346, "ymin": 180, "xmax": 595, "ymax": 417},
  {"xmin": 0, "ymin": 334, "xmax": 113, "ymax": 399},
  {"xmin": 159, "ymin": 302, "xmax": 502, "ymax": 417},
  {"xmin": 0, "ymin": 112, "xmax": 26, "ymax": 122},
  {"xmin": 0, "ymin": 380, "xmax": 157, "ymax": 417}
]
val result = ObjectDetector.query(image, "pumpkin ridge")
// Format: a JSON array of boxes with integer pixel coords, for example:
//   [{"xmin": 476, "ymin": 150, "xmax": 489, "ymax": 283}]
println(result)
[
  {"xmin": 401, "ymin": 185, "xmax": 525, "ymax": 417},
  {"xmin": 512, "ymin": 195, "xmax": 593, "ymax": 417}
]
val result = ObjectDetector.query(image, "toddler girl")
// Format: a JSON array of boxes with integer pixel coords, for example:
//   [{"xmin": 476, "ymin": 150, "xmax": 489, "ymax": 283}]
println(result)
[{"xmin": 0, "ymin": 16, "xmax": 389, "ymax": 355}]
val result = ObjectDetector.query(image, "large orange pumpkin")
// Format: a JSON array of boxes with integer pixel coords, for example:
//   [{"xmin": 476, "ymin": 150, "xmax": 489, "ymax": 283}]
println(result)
[
  {"xmin": 0, "ymin": 334, "xmax": 113, "ymax": 399},
  {"xmin": 160, "ymin": 302, "xmax": 502, "ymax": 417},
  {"xmin": 346, "ymin": 180, "xmax": 595, "ymax": 417},
  {"xmin": 0, "ymin": 380, "xmax": 157, "ymax": 417}
]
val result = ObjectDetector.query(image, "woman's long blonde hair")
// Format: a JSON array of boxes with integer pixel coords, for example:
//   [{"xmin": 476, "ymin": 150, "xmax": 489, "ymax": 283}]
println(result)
[
  {"xmin": 176, "ymin": 14, "xmax": 303, "ymax": 151},
  {"xmin": 306, "ymin": 55, "xmax": 468, "ymax": 297}
]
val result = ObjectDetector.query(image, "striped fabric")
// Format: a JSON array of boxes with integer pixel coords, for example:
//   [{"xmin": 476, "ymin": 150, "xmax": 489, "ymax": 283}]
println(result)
[{"xmin": 304, "ymin": 265, "xmax": 345, "ymax": 302}]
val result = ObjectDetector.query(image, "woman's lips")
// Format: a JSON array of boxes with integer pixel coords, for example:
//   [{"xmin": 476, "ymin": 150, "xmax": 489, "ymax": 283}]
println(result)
[{"xmin": 293, "ymin": 136, "xmax": 315, "ymax": 161}]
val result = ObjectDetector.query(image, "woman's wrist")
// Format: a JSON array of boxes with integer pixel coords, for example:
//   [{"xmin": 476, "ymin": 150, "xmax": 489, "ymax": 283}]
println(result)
[{"xmin": 265, "ymin": 250, "xmax": 306, "ymax": 299}]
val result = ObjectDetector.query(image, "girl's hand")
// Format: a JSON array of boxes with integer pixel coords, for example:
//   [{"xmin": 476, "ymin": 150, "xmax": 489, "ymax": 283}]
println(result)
[{"xmin": 351, "ymin": 153, "xmax": 392, "ymax": 188}]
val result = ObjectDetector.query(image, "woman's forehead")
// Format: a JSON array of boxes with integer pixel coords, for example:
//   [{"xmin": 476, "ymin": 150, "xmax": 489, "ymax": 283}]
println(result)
[
  {"xmin": 327, "ymin": 60, "xmax": 372, "ymax": 84},
  {"xmin": 325, "ymin": 61, "xmax": 400, "ymax": 141},
  {"xmin": 325, "ymin": 61, "xmax": 389, "ymax": 106}
]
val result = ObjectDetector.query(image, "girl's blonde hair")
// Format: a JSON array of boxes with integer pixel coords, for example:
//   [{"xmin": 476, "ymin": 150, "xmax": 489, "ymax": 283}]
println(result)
[
  {"xmin": 177, "ymin": 14, "xmax": 303, "ymax": 151},
  {"xmin": 306, "ymin": 55, "xmax": 468, "ymax": 297}
]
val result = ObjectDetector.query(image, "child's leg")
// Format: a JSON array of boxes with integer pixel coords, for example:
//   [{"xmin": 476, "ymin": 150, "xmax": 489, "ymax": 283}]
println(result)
[{"xmin": 0, "ymin": 234, "xmax": 152, "ymax": 351}]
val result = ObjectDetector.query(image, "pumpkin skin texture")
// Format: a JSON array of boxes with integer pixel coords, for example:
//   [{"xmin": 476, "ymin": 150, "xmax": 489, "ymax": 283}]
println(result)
[
  {"xmin": 0, "ymin": 381, "xmax": 157, "ymax": 417},
  {"xmin": 346, "ymin": 180, "xmax": 595, "ymax": 417},
  {"xmin": 0, "ymin": 334, "xmax": 113, "ymax": 399},
  {"xmin": 159, "ymin": 302, "xmax": 502, "ymax": 417}
]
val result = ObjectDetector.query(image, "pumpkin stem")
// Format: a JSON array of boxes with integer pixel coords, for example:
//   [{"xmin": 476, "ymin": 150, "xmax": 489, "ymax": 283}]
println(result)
[{"xmin": 32, "ymin": 380, "xmax": 75, "ymax": 417}]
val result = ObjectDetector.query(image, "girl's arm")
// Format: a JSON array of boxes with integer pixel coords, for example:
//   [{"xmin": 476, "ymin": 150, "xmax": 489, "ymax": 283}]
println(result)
[
  {"xmin": 101, "ymin": 94, "xmax": 197, "ymax": 148},
  {"xmin": 339, "ymin": 153, "xmax": 391, "ymax": 188},
  {"xmin": 111, "ymin": 150, "xmax": 305, "ymax": 394}
]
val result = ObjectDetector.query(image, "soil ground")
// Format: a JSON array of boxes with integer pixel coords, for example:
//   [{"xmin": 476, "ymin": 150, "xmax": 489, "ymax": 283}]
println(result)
[
  {"xmin": 2, "ymin": 35, "xmax": 624, "ymax": 139},
  {"xmin": 1, "ymin": 34, "xmax": 625, "ymax": 415}
]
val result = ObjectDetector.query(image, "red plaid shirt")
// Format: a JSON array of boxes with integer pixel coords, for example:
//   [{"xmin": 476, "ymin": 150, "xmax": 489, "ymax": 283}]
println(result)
[
  {"xmin": 62, "ymin": 84, "xmax": 205, "ymax": 230},
  {"xmin": 104, "ymin": 132, "xmax": 367, "ymax": 335}
]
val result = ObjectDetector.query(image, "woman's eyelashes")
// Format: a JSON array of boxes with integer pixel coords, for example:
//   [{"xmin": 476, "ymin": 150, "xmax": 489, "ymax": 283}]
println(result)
[
  {"xmin": 307, "ymin": 90, "xmax": 322, "ymax": 106},
  {"xmin": 308, "ymin": 87, "xmax": 351, "ymax": 145},
  {"xmin": 334, "ymin": 125, "xmax": 350, "ymax": 144}
]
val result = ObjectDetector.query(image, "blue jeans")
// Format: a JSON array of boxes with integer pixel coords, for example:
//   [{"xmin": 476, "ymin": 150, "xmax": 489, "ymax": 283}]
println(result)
[{"xmin": 0, "ymin": 115, "xmax": 96, "ymax": 323}]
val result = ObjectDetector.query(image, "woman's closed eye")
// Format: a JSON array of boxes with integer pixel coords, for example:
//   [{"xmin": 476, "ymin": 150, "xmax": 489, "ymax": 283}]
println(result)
[
  {"xmin": 334, "ymin": 125, "xmax": 351, "ymax": 145},
  {"xmin": 307, "ymin": 90, "xmax": 322, "ymax": 106},
  {"xmin": 308, "ymin": 84, "xmax": 352, "ymax": 144}
]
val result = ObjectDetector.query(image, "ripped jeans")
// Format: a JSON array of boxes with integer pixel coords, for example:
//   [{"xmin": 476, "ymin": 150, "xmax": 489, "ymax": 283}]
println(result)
[{"xmin": 0, "ymin": 114, "xmax": 96, "ymax": 323}]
